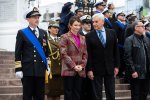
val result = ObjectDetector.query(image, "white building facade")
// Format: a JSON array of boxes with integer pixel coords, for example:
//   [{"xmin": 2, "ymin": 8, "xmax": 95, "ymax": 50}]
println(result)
[{"xmin": 0, "ymin": 0, "xmax": 149, "ymax": 51}]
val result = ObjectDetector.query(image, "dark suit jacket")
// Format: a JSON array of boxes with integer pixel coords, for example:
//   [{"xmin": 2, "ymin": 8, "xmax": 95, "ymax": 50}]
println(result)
[
  {"xmin": 86, "ymin": 28, "xmax": 120, "ymax": 76},
  {"xmin": 15, "ymin": 27, "xmax": 49, "ymax": 77}
]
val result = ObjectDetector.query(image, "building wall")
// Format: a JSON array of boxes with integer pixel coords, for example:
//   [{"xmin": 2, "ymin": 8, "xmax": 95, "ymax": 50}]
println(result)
[
  {"xmin": 0, "ymin": 1, "xmax": 75, "ymax": 51},
  {"xmin": 0, "ymin": 0, "xmax": 28, "ymax": 51}
]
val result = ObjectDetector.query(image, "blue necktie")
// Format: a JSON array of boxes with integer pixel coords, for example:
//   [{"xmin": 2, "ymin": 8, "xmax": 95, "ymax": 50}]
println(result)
[{"xmin": 98, "ymin": 30, "xmax": 105, "ymax": 47}]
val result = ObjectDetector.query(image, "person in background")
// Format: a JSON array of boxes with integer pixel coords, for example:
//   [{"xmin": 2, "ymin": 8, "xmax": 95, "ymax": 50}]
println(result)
[
  {"xmin": 45, "ymin": 22, "xmax": 63, "ymax": 100},
  {"xmin": 79, "ymin": 15, "xmax": 92, "ymax": 36},
  {"xmin": 86, "ymin": 13, "xmax": 119, "ymax": 100},
  {"xmin": 144, "ymin": 21, "xmax": 150, "ymax": 38},
  {"xmin": 59, "ymin": 2, "xmax": 74, "ymax": 35},
  {"xmin": 124, "ymin": 20, "xmax": 150, "ymax": 100},
  {"xmin": 75, "ymin": 7, "xmax": 84, "ymax": 18},
  {"xmin": 114, "ymin": 11, "xmax": 127, "ymax": 78},
  {"xmin": 79, "ymin": 15, "xmax": 93, "ymax": 100},
  {"xmin": 102, "ymin": 8, "xmax": 113, "ymax": 29},
  {"xmin": 94, "ymin": 0, "xmax": 106, "ymax": 14},
  {"xmin": 107, "ymin": 1, "xmax": 116, "ymax": 23},
  {"xmin": 124, "ymin": 12, "xmax": 137, "ymax": 39},
  {"xmin": 103, "ymin": 0, "xmax": 107, "ymax": 4},
  {"xmin": 15, "ymin": 7, "xmax": 50, "ymax": 100},
  {"xmin": 59, "ymin": 16, "xmax": 88, "ymax": 100}
]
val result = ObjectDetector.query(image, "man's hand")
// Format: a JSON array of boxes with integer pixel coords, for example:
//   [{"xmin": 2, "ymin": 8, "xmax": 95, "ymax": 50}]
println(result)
[
  {"xmin": 15, "ymin": 71, "xmax": 23, "ymax": 79},
  {"xmin": 114, "ymin": 68, "xmax": 119, "ymax": 77},
  {"xmin": 132, "ymin": 72, "xmax": 138, "ymax": 78},
  {"xmin": 87, "ymin": 71, "xmax": 94, "ymax": 80}
]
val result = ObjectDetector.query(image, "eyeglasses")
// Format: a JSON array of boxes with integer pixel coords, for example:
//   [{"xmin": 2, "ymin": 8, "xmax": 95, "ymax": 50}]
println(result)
[{"xmin": 136, "ymin": 25, "xmax": 145, "ymax": 28}]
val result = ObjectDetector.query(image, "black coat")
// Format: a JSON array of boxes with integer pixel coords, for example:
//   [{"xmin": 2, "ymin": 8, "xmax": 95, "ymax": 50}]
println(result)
[
  {"xmin": 15, "ymin": 27, "xmax": 49, "ymax": 77},
  {"xmin": 104, "ymin": 18, "xmax": 113, "ymax": 29},
  {"xmin": 124, "ymin": 24, "xmax": 134, "ymax": 39},
  {"xmin": 59, "ymin": 5, "xmax": 74, "ymax": 35},
  {"xmin": 86, "ymin": 28, "xmax": 120, "ymax": 76},
  {"xmin": 114, "ymin": 21, "xmax": 127, "ymax": 46},
  {"xmin": 124, "ymin": 34, "xmax": 150, "ymax": 79}
]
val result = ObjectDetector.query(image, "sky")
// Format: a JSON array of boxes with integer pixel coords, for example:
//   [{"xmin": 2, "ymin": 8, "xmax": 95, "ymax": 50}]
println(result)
[{"xmin": 40, "ymin": 0, "xmax": 125, "ymax": 7}]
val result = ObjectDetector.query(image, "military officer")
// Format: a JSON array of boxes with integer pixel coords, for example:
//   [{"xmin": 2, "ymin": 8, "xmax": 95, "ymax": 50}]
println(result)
[
  {"xmin": 114, "ymin": 11, "xmax": 127, "ymax": 77},
  {"xmin": 46, "ymin": 22, "xmax": 63, "ymax": 100},
  {"xmin": 102, "ymin": 8, "xmax": 113, "ymax": 29},
  {"xmin": 15, "ymin": 7, "xmax": 50, "ymax": 100},
  {"xmin": 79, "ymin": 15, "xmax": 92, "ymax": 36},
  {"xmin": 94, "ymin": 0, "xmax": 106, "ymax": 14},
  {"xmin": 74, "ymin": 7, "xmax": 84, "ymax": 18}
]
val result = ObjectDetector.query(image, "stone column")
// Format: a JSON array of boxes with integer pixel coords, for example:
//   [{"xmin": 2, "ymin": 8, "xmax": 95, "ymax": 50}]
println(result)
[{"xmin": 0, "ymin": 0, "xmax": 28, "ymax": 51}]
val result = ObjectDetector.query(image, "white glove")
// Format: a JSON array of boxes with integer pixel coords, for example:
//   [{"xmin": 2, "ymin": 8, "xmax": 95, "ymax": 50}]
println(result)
[
  {"xmin": 15, "ymin": 71, "xmax": 23, "ymax": 79},
  {"xmin": 47, "ymin": 67, "xmax": 50, "ymax": 75}
]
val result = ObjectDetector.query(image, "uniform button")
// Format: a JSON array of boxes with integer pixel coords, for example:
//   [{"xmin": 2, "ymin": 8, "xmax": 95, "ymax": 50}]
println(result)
[
  {"xmin": 42, "ymin": 61, "xmax": 43, "ymax": 63},
  {"xmin": 34, "ymin": 50, "xmax": 36, "ymax": 52},
  {"xmin": 34, "ymin": 60, "xmax": 36, "ymax": 62},
  {"xmin": 34, "ymin": 55, "xmax": 36, "ymax": 57}
]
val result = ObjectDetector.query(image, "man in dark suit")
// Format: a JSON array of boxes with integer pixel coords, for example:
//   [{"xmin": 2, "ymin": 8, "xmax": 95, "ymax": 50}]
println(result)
[
  {"xmin": 15, "ymin": 7, "xmax": 50, "ymax": 100},
  {"xmin": 86, "ymin": 13, "xmax": 120, "ymax": 100}
]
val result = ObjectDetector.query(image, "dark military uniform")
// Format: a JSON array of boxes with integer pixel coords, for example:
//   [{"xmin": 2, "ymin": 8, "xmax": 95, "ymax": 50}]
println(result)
[
  {"xmin": 104, "ymin": 18, "xmax": 113, "ymax": 29},
  {"xmin": 114, "ymin": 20, "xmax": 127, "ymax": 77},
  {"xmin": 15, "ymin": 27, "xmax": 49, "ymax": 100},
  {"xmin": 102, "ymin": 9, "xmax": 114, "ymax": 29},
  {"xmin": 45, "ymin": 36, "xmax": 63, "ymax": 96},
  {"xmin": 15, "ymin": 7, "xmax": 50, "ymax": 100},
  {"xmin": 15, "ymin": 27, "xmax": 49, "ymax": 76}
]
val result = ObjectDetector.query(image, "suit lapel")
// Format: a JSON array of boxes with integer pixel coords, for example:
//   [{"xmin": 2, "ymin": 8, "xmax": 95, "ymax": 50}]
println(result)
[
  {"xmin": 105, "ymin": 29, "xmax": 109, "ymax": 47},
  {"xmin": 67, "ymin": 32, "xmax": 80, "ymax": 51},
  {"xmin": 93, "ymin": 30, "xmax": 105, "ymax": 47},
  {"xmin": 79, "ymin": 35, "xmax": 84, "ymax": 52}
]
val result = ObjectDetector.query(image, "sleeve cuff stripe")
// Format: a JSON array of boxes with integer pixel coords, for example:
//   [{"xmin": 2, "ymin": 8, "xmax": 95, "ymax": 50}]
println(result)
[{"xmin": 15, "ymin": 61, "xmax": 22, "ymax": 68}]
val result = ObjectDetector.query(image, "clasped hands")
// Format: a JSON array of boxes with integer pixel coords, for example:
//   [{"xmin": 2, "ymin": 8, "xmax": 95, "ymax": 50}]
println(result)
[{"xmin": 73, "ymin": 65, "xmax": 83, "ymax": 72}]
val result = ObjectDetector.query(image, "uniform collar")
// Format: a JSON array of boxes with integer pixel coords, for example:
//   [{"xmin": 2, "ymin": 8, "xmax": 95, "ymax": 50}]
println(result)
[{"xmin": 50, "ymin": 34, "xmax": 57, "ymax": 41}]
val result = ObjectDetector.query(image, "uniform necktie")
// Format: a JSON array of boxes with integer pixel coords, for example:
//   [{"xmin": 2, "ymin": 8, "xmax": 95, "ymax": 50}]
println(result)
[
  {"xmin": 33, "ymin": 30, "xmax": 38, "ymax": 38},
  {"xmin": 54, "ymin": 37, "xmax": 57, "ymax": 42},
  {"xmin": 98, "ymin": 30, "xmax": 105, "ymax": 47}
]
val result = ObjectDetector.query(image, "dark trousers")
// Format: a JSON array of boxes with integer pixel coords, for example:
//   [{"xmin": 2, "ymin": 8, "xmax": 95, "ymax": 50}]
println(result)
[
  {"xmin": 63, "ymin": 75, "xmax": 83, "ymax": 100},
  {"xmin": 130, "ymin": 78, "xmax": 149, "ymax": 100},
  {"xmin": 80, "ymin": 77, "xmax": 93, "ymax": 100},
  {"xmin": 91, "ymin": 75, "xmax": 115, "ymax": 100},
  {"xmin": 21, "ymin": 76, "xmax": 45, "ymax": 100},
  {"xmin": 118, "ymin": 48, "xmax": 125, "ymax": 77}
]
